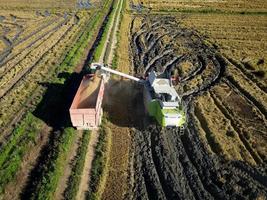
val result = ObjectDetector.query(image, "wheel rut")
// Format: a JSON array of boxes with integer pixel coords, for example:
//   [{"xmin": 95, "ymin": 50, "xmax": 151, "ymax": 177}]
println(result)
[{"xmin": 128, "ymin": 15, "xmax": 267, "ymax": 200}]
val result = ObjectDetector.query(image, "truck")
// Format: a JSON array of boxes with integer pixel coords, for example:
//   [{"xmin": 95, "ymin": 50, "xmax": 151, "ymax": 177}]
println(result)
[{"xmin": 69, "ymin": 74, "xmax": 104, "ymax": 130}]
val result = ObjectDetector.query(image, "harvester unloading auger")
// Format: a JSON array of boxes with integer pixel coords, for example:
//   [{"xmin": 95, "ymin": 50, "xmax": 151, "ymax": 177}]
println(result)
[{"xmin": 69, "ymin": 63, "xmax": 185, "ymax": 130}]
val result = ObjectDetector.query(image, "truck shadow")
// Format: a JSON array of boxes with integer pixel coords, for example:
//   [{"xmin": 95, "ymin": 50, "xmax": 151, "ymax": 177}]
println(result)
[{"xmin": 33, "ymin": 71, "xmax": 84, "ymax": 130}]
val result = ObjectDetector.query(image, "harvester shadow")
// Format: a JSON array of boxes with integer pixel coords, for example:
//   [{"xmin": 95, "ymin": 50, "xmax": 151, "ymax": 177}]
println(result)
[{"xmin": 103, "ymin": 79, "xmax": 148, "ymax": 130}]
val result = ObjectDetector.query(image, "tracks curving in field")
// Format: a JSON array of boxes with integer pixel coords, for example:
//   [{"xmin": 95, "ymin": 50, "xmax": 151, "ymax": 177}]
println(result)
[{"xmin": 127, "ymin": 15, "xmax": 267, "ymax": 200}]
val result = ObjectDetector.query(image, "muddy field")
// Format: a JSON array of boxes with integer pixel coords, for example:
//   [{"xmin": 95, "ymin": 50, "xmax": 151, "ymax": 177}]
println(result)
[{"xmin": 126, "ymin": 15, "xmax": 267, "ymax": 199}]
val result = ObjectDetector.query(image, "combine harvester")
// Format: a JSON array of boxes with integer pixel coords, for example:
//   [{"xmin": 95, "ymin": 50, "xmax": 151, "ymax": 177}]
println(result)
[{"xmin": 69, "ymin": 63, "xmax": 185, "ymax": 129}]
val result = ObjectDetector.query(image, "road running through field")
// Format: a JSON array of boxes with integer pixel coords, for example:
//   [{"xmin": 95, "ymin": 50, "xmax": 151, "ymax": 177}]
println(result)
[
  {"xmin": 54, "ymin": 131, "xmax": 83, "ymax": 200},
  {"xmin": 99, "ymin": 0, "xmax": 124, "ymax": 64},
  {"xmin": 76, "ymin": 130, "xmax": 99, "ymax": 200},
  {"xmin": 76, "ymin": 0, "xmax": 124, "ymax": 199}
]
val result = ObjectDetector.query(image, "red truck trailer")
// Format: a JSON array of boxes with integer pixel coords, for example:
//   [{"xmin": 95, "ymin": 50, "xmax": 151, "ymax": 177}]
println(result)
[{"xmin": 69, "ymin": 74, "xmax": 104, "ymax": 130}]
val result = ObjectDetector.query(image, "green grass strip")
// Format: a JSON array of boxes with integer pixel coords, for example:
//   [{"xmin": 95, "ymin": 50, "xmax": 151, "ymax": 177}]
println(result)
[
  {"xmin": 27, "ymin": 2, "xmax": 114, "ymax": 199},
  {"xmin": 57, "ymin": 1, "xmax": 113, "ymax": 76},
  {"xmin": 57, "ymin": 14, "xmax": 100, "ymax": 76},
  {"xmin": 32, "ymin": 128, "xmax": 76, "ymax": 200},
  {"xmin": 87, "ymin": 124, "xmax": 109, "ymax": 200},
  {"xmin": 93, "ymin": 0, "xmax": 118, "ymax": 62},
  {"xmin": 111, "ymin": 0, "xmax": 126, "ymax": 69},
  {"xmin": 0, "ymin": 113, "xmax": 43, "ymax": 194},
  {"xmin": 64, "ymin": 130, "xmax": 91, "ymax": 200},
  {"xmin": 27, "ymin": 5, "xmax": 112, "ymax": 197}
]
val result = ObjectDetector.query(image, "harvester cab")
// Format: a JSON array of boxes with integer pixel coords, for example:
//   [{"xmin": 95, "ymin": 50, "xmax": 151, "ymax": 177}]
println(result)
[{"xmin": 144, "ymin": 71, "xmax": 185, "ymax": 127}]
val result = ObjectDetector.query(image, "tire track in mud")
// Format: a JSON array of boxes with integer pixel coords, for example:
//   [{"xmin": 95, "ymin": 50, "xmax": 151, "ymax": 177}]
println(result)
[
  {"xmin": 152, "ymin": 127, "xmax": 213, "ymax": 200},
  {"xmin": 182, "ymin": 55, "xmax": 226, "ymax": 99},
  {"xmin": 184, "ymin": 106, "xmax": 266, "ymax": 199},
  {"xmin": 128, "ymin": 15, "xmax": 267, "ymax": 200}
]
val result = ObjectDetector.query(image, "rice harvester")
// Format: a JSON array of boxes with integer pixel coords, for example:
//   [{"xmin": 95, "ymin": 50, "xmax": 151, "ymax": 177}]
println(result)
[{"xmin": 90, "ymin": 63, "xmax": 185, "ymax": 127}]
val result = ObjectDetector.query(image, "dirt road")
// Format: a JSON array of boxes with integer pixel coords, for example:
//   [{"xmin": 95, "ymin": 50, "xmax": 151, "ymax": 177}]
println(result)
[
  {"xmin": 76, "ymin": 0, "xmax": 125, "ymax": 199},
  {"xmin": 54, "ymin": 131, "xmax": 83, "ymax": 200},
  {"xmin": 99, "ymin": 0, "xmax": 124, "ymax": 64},
  {"xmin": 101, "ymin": 78, "xmax": 145, "ymax": 200},
  {"xmin": 105, "ymin": 0, "xmax": 124, "ymax": 64},
  {"xmin": 76, "ymin": 130, "xmax": 99, "ymax": 200}
]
